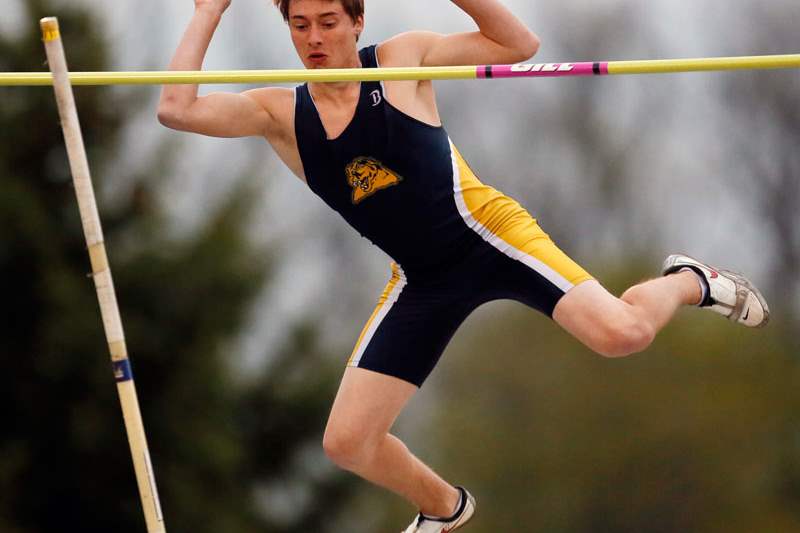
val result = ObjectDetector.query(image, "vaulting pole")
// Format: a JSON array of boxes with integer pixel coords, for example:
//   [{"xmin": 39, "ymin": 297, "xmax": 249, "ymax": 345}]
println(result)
[
  {"xmin": 40, "ymin": 16, "xmax": 166, "ymax": 533},
  {"xmin": 3, "ymin": 53, "xmax": 800, "ymax": 86}
]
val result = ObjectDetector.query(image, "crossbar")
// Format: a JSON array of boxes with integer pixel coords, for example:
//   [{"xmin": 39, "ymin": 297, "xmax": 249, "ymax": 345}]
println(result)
[{"xmin": 2, "ymin": 53, "xmax": 799, "ymax": 86}]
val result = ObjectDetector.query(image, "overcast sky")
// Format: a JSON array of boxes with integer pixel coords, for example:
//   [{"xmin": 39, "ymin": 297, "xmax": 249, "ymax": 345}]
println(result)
[{"xmin": 4, "ymin": 0, "xmax": 799, "ymax": 368}]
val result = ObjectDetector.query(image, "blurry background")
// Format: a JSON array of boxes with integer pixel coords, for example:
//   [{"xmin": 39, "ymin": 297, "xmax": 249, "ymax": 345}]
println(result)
[{"xmin": 1, "ymin": 0, "xmax": 799, "ymax": 531}]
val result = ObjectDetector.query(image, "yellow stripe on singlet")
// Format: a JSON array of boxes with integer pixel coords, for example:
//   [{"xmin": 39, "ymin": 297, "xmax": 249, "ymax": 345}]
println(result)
[
  {"xmin": 450, "ymin": 144, "xmax": 593, "ymax": 290},
  {"xmin": 347, "ymin": 263, "xmax": 407, "ymax": 366}
]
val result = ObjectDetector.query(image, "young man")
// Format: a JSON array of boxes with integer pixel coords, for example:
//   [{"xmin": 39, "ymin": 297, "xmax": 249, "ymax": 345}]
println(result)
[{"xmin": 158, "ymin": 1, "xmax": 770, "ymax": 530}]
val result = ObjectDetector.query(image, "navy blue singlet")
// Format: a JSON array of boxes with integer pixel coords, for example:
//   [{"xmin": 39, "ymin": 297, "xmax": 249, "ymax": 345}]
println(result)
[
  {"xmin": 295, "ymin": 45, "xmax": 481, "ymax": 276},
  {"xmin": 294, "ymin": 45, "xmax": 592, "ymax": 386}
]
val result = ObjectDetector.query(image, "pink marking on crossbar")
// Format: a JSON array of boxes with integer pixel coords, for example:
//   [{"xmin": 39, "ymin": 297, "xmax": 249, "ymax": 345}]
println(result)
[{"xmin": 477, "ymin": 62, "xmax": 608, "ymax": 79}]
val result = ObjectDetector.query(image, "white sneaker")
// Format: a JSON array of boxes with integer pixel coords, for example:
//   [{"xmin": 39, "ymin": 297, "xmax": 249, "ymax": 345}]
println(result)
[
  {"xmin": 662, "ymin": 254, "xmax": 770, "ymax": 328},
  {"xmin": 402, "ymin": 487, "xmax": 476, "ymax": 533}
]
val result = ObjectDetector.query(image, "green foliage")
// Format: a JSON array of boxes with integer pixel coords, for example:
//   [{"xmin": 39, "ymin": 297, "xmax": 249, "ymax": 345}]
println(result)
[{"xmin": 0, "ymin": 2, "xmax": 354, "ymax": 531}]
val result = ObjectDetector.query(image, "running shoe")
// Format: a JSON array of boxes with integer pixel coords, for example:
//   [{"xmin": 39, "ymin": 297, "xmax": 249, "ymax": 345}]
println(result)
[
  {"xmin": 402, "ymin": 486, "xmax": 475, "ymax": 533},
  {"xmin": 662, "ymin": 254, "xmax": 770, "ymax": 328}
]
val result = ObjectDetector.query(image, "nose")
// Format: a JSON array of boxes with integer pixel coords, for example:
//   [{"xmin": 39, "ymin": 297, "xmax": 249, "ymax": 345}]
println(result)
[{"xmin": 308, "ymin": 23, "xmax": 323, "ymax": 46}]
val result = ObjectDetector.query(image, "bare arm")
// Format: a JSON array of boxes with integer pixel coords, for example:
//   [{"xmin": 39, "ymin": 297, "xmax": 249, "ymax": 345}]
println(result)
[
  {"xmin": 382, "ymin": 0, "xmax": 540, "ymax": 68},
  {"xmin": 157, "ymin": 0, "xmax": 273, "ymax": 138}
]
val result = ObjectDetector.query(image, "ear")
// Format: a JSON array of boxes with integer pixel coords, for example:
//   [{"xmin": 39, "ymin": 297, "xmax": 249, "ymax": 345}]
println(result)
[{"xmin": 353, "ymin": 15, "xmax": 364, "ymax": 38}]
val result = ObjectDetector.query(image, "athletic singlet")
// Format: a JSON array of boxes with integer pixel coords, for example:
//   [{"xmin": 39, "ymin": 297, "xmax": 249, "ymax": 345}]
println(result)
[
  {"xmin": 294, "ymin": 45, "xmax": 593, "ymax": 387},
  {"xmin": 295, "ymin": 45, "xmax": 534, "ymax": 278}
]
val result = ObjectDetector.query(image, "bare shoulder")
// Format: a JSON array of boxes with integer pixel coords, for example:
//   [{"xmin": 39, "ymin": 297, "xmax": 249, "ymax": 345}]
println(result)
[
  {"xmin": 376, "ymin": 34, "xmax": 442, "ymax": 126},
  {"xmin": 241, "ymin": 86, "xmax": 295, "ymax": 122},
  {"xmin": 377, "ymin": 31, "xmax": 443, "ymax": 68},
  {"xmin": 240, "ymin": 86, "xmax": 304, "ymax": 179}
]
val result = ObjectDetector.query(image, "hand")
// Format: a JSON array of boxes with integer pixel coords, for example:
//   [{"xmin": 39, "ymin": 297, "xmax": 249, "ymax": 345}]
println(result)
[{"xmin": 194, "ymin": 0, "xmax": 231, "ymax": 15}]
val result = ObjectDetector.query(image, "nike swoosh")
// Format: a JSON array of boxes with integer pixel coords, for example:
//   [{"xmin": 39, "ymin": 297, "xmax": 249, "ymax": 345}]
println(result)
[{"xmin": 742, "ymin": 307, "xmax": 750, "ymax": 321}]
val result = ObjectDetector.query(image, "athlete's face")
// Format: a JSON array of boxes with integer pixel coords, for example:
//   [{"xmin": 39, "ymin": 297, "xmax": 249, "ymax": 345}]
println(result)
[{"xmin": 287, "ymin": 0, "xmax": 364, "ymax": 69}]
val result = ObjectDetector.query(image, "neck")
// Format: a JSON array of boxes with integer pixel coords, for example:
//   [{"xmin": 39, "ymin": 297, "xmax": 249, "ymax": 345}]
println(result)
[{"xmin": 309, "ymin": 54, "xmax": 362, "ymax": 100}]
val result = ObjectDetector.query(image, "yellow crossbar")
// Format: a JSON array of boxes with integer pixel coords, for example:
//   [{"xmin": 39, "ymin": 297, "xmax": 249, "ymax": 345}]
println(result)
[{"xmin": 1, "ymin": 54, "xmax": 798, "ymax": 86}]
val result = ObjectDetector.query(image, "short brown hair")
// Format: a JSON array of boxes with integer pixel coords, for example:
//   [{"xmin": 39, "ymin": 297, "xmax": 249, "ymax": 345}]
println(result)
[{"xmin": 273, "ymin": 0, "xmax": 364, "ymax": 24}]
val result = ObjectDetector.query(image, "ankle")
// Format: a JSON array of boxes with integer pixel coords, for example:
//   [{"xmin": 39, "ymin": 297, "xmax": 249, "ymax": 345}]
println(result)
[
  {"xmin": 420, "ymin": 486, "xmax": 461, "ymax": 519},
  {"xmin": 676, "ymin": 267, "xmax": 707, "ymax": 305}
]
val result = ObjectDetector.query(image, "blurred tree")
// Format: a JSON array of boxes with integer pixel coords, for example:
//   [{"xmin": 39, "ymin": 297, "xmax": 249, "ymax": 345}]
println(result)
[
  {"xmin": 0, "ymin": 1, "xmax": 355, "ymax": 531},
  {"xmin": 717, "ymin": 5, "xmax": 800, "ymax": 325}
]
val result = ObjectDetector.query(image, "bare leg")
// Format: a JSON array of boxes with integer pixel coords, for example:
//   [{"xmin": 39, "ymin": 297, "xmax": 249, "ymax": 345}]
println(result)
[
  {"xmin": 553, "ymin": 272, "xmax": 701, "ymax": 357},
  {"xmin": 323, "ymin": 274, "xmax": 701, "ymax": 514},
  {"xmin": 323, "ymin": 367, "xmax": 461, "ymax": 517},
  {"xmin": 619, "ymin": 270, "xmax": 702, "ymax": 331}
]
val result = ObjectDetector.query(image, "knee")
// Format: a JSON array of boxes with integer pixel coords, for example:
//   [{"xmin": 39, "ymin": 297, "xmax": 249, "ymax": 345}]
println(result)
[
  {"xmin": 322, "ymin": 425, "xmax": 375, "ymax": 470},
  {"xmin": 592, "ymin": 314, "xmax": 655, "ymax": 358}
]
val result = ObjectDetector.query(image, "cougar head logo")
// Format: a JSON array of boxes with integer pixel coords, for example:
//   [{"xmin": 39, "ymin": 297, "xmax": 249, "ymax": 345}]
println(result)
[{"xmin": 345, "ymin": 156, "xmax": 403, "ymax": 204}]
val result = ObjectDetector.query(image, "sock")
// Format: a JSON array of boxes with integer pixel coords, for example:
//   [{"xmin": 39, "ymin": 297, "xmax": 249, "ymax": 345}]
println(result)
[
  {"xmin": 679, "ymin": 267, "xmax": 709, "ymax": 306},
  {"xmin": 421, "ymin": 489, "xmax": 463, "ymax": 521}
]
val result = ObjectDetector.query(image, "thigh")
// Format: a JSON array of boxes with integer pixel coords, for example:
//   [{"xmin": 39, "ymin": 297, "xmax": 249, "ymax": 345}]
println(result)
[
  {"xmin": 552, "ymin": 278, "xmax": 633, "ymax": 346},
  {"xmin": 326, "ymin": 366, "xmax": 418, "ymax": 441}
]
